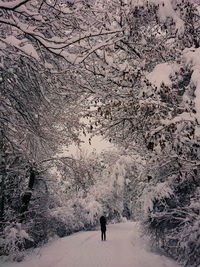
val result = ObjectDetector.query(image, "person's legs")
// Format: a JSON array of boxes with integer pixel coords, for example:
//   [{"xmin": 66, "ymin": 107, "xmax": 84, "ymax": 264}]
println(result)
[
  {"xmin": 101, "ymin": 230, "xmax": 103, "ymax": 241},
  {"xmin": 103, "ymin": 230, "xmax": 106, "ymax": 241}
]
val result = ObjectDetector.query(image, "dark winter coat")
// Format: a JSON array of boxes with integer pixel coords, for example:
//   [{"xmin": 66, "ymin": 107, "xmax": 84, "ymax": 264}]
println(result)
[{"xmin": 100, "ymin": 216, "xmax": 106, "ymax": 231}]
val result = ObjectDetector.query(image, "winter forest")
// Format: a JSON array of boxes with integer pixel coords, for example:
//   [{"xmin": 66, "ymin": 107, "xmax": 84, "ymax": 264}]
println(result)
[{"xmin": 0, "ymin": 0, "xmax": 200, "ymax": 266}]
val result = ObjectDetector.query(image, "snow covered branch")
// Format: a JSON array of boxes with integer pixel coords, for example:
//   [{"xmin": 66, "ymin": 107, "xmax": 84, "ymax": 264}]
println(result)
[{"xmin": 0, "ymin": 0, "xmax": 30, "ymax": 10}]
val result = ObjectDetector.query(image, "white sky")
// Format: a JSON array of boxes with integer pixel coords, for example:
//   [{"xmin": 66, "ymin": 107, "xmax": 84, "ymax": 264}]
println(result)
[{"xmin": 63, "ymin": 134, "xmax": 115, "ymax": 157}]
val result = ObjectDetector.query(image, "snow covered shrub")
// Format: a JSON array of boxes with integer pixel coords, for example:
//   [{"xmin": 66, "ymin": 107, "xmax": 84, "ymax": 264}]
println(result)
[
  {"xmin": 142, "ymin": 170, "xmax": 200, "ymax": 267},
  {"xmin": 141, "ymin": 181, "xmax": 176, "ymax": 247},
  {"xmin": 145, "ymin": 207, "xmax": 200, "ymax": 267},
  {"xmin": 1, "ymin": 223, "xmax": 33, "ymax": 261},
  {"xmin": 47, "ymin": 193, "xmax": 103, "ymax": 238},
  {"xmin": 72, "ymin": 195, "xmax": 103, "ymax": 230},
  {"xmin": 82, "ymin": 196, "xmax": 103, "ymax": 228},
  {"xmin": 25, "ymin": 211, "xmax": 51, "ymax": 244},
  {"xmin": 177, "ymin": 212, "xmax": 200, "ymax": 267},
  {"xmin": 169, "ymin": 192, "xmax": 200, "ymax": 267},
  {"xmin": 141, "ymin": 181, "xmax": 174, "ymax": 216},
  {"xmin": 48, "ymin": 205, "xmax": 76, "ymax": 237}
]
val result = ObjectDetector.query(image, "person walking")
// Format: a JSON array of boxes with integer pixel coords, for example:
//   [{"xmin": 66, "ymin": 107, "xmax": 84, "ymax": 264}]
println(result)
[{"xmin": 100, "ymin": 215, "xmax": 107, "ymax": 241}]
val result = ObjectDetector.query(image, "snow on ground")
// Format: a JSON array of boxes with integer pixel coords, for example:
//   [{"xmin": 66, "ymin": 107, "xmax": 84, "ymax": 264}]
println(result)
[{"xmin": 1, "ymin": 222, "xmax": 181, "ymax": 267}]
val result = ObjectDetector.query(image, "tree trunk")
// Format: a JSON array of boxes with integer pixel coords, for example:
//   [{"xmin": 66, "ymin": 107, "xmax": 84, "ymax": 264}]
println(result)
[
  {"xmin": 20, "ymin": 167, "xmax": 36, "ymax": 222},
  {"xmin": 0, "ymin": 130, "xmax": 6, "ymax": 225},
  {"xmin": 0, "ymin": 172, "xmax": 5, "ymax": 222}
]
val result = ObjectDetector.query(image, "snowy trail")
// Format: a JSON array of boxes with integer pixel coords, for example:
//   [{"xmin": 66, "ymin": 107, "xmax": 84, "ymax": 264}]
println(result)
[{"xmin": 1, "ymin": 222, "xmax": 180, "ymax": 267}]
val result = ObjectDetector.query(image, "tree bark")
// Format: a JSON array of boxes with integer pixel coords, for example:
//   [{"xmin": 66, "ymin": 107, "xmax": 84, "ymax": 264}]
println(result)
[
  {"xmin": 0, "ymin": 130, "xmax": 6, "ymax": 225},
  {"xmin": 0, "ymin": 172, "xmax": 5, "ymax": 222},
  {"xmin": 20, "ymin": 167, "xmax": 36, "ymax": 222}
]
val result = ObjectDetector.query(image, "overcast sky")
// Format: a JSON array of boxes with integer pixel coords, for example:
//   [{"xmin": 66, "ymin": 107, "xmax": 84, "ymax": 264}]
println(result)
[{"xmin": 64, "ymin": 134, "xmax": 115, "ymax": 157}]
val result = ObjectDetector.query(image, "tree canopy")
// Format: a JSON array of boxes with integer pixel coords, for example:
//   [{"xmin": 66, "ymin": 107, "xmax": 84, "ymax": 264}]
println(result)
[{"xmin": 1, "ymin": 0, "xmax": 200, "ymax": 266}]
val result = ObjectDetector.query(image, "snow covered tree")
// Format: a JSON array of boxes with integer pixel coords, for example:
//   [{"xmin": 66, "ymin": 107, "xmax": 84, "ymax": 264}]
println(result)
[
  {"xmin": 73, "ymin": 1, "xmax": 200, "ymax": 265},
  {"xmin": 1, "ymin": 0, "xmax": 200, "ymax": 265},
  {"xmin": 0, "ymin": 0, "xmax": 87, "ymax": 254}
]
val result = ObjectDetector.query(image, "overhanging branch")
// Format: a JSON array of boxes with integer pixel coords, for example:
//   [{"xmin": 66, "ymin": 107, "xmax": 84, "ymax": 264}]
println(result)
[{"xmin": 0, "ymin": 0, "xmax": 30, "ymax": 10}]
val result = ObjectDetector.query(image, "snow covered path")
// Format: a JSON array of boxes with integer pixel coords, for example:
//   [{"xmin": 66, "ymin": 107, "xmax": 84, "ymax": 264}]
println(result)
[{"xmin": 2, "ymin": 222, "xmax": 180, "ymax": 267}]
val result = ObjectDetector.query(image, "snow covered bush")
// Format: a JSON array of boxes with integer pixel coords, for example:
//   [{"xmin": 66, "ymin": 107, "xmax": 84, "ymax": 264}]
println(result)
[
  {"xmin": 48, "ymin": 205, "xmax": 78, "ymax": 237},
  {"xmin": 144, "ymin": 206, "xmax": 200, "ymax": 267},
  {"xmin": 0, "ymin": 223, "xmax": 33, "ymax": 261},
  {"xmin": 141, "ymin": 181, "xmax": 174, "ymax": 216},
  {"xmin": 46, "ymin": 194, "xmax": 103, "ymax": 238},
  {"xmin": 141, "ymin": 165, "xmax": 200, "ymax": 267},
  {"xmin": 177, "ymin": 212, "xmax": 200, "ymax": 267}
]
